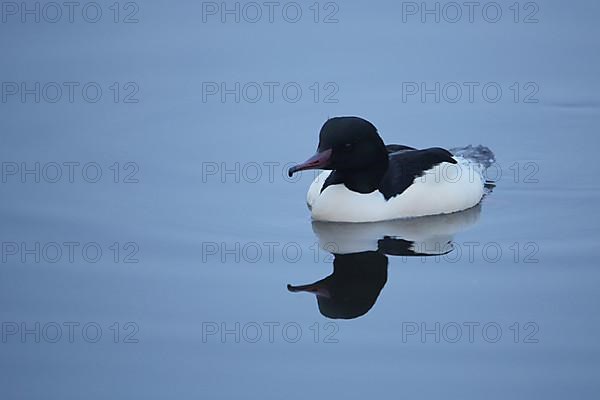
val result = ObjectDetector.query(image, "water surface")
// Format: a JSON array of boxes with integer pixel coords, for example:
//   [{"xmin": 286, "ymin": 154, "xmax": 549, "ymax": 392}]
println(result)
[{"xmin": 1, "ymin": 1, "xmax": 600, "ymax": 398}]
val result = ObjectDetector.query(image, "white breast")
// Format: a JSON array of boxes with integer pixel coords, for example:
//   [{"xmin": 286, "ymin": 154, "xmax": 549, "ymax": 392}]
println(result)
[{"xmin": 307, "ymin": 157, "xmax": 484, "ymax": 222}]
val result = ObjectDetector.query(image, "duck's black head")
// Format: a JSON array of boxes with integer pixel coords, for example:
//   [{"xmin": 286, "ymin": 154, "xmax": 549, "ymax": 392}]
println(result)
[{"xmin": 288, "ymin": 117, "xmax": 388, "ymax": 178}]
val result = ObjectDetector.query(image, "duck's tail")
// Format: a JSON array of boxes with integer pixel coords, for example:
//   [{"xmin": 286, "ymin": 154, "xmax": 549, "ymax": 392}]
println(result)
[
  {"xmin": 449, "ymin": 145, "xmax": 497, "ymax": 190},
  {"xmin": 450, "ymin": 145, "xmax": 495, "ymax": 169}
]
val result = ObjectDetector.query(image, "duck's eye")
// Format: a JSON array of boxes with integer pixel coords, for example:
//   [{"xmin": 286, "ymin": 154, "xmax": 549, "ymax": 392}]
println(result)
[{"xmin": 342, "ymin": 143, "xmax": 353, "ymax": 151}]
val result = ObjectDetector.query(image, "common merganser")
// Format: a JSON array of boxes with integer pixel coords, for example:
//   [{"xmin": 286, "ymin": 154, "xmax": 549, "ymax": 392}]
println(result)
[{"xmin": 288, "ymin": 116, "xmax": 494, "ymax": 222}]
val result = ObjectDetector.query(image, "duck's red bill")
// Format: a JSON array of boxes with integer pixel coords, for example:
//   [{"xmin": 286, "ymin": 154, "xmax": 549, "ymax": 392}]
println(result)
[{"xmin": 288, "ymin": 149, "xmax": 332, "ymax": 177}]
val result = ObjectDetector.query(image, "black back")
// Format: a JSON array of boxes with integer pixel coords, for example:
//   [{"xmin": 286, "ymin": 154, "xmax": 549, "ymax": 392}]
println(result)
[
  {"xmin": 322, "ymin": 146, "xmax": 457, "ymax": 199},
  {"xmin": 378, "ymin": 147, "xmax": 457, "ymax": 200}
]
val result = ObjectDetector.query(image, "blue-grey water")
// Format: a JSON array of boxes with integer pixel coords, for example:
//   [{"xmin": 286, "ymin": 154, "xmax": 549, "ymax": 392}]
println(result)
[{"xmin": 1, "ymin": 0, "xmax": 599, "ymax": 398}]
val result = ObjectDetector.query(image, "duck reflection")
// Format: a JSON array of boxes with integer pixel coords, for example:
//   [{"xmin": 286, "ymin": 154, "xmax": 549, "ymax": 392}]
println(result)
[{"xmin": 288, "ymin": 205, "xmax": 481, "ymax": 319}]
